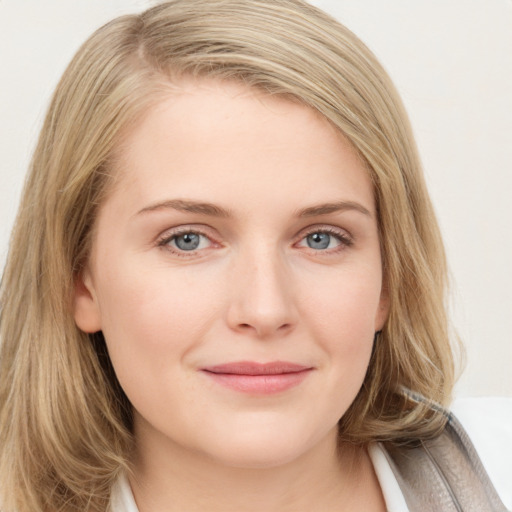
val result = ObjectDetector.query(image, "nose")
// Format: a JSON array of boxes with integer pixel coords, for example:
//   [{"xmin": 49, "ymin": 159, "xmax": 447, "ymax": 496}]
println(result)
[{"xmin": 226, "ymin": 247, "xmax": 298, "ymax": 338}]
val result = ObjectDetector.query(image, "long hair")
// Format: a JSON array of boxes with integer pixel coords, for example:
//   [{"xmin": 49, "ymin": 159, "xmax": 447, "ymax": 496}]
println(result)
[{"xmin": 0, "ymin": 1, "xmax": 456, "ymax": 510}]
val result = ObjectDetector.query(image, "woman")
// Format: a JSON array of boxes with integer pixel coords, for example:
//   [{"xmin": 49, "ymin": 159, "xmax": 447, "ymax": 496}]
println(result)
[{"xmin": 0, "ymin": 1, "xmax": 507, "ymax": 511}]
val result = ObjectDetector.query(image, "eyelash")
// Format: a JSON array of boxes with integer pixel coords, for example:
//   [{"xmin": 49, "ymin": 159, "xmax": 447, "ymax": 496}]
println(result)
[{"xmin": 156, "ymin": 225, "xmax": 353, "ymax": 257}]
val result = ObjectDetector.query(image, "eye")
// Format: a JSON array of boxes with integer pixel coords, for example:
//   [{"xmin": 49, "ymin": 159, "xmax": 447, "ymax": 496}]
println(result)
[
  {"xmin": 305, "ymin": 232, "xmax": 337, "ymax": 250},
  {"xmin": 296, "ymin": 228, "xmax": 352, "ymax": 252},
  {"xmin": 158, "ymin": 229, "xmax": 214, "ymax": 253}
]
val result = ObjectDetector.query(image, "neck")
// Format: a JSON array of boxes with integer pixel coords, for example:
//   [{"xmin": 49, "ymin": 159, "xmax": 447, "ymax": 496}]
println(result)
[{"xmin": 129, "ymin": 423, "xmax": 385, "ymax": 512}]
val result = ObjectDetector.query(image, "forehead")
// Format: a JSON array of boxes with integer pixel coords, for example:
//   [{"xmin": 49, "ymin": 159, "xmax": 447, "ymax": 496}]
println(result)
[{"xmin": 107, "ymin": 78, "xmax": 374, "ymax": 217}]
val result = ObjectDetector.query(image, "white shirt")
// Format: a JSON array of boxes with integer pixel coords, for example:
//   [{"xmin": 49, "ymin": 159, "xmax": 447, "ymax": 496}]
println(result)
[{"xmin": 111, "ymin": 397, "xmax": 512, "ymax": 512}]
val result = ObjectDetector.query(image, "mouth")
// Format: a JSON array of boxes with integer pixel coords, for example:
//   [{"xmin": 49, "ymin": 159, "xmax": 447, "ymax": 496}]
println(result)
[{"xmin": 200, "ymin": 361, "xmax": 313, "ymax": 394}]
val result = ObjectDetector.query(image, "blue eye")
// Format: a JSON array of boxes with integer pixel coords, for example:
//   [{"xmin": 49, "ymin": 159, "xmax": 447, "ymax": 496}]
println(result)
[
  {"xmin": 306, "ymin": 232, "xmax": 333, "ymax": 250},
  {"xmin": 160, "ymin": 231, "xmax": 212, "ymax": 252},
  {"xmin": 298, "ymin": 229, "xmax": 351, "ymax": 251},
  {"xmin": 174, "ymin": 233, "xmax": 201, "ymax": 250}
]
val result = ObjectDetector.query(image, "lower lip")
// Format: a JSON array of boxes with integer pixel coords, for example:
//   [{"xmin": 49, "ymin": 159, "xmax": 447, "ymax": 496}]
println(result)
[{"xmin": 202, "ymin": 370, "xmax": 312, "ymax": 394}]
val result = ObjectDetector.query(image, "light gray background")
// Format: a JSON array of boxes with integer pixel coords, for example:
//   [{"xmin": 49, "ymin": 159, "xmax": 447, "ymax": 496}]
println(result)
[{"xmin": 1, "ymin": 0, "xmax": 511, "ymax": 398}]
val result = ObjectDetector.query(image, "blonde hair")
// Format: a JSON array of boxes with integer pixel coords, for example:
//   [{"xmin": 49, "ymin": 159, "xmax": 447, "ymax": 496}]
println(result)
[{"xmin": 0, "ymin": 0, "xmax": 456, "ymax": 510}]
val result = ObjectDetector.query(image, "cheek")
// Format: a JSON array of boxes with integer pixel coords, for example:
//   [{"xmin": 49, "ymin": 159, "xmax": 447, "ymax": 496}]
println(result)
[
  {"xmin": 94, "ymin": 258, "xmax": 224, "ymax": 382},
  {"xmin": 303, "ymin": 266, "xmax": 383, "ymax": 339},
  {"xmin": 99, "ymin": 257, "xmax": 216, "ymax": 331},
  {"xmin": 300, "ymin": 267, "xmax": 381, "ymax": 391},
  {"xmin": 94, "ymin": 264, "xmax": 227, "ymax": 430}
]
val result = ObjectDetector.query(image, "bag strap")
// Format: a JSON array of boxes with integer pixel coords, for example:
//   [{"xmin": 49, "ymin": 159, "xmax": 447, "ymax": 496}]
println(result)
[{"xmin": 382, "ymin": 411, "xmax": 507, "ymax": 512}]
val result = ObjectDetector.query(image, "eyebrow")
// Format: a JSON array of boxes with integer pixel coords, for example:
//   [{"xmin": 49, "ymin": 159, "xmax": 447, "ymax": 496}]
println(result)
[
  {"xmin": 136, "ymin": 199, "xmax": 371, "ymax": 219},
  {"xmin": 137, "ymin": 199, "xmax": 231, "ymax": 218},
  {"xmin": 297, "ymin": 201, "xmax": 372, "ymax": 218}
]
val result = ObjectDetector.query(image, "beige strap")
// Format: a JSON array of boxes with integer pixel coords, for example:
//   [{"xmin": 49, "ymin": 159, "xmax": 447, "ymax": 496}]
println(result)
[{"xmin": 383, "ymin": 413, "xmax": 507, "ymax": 511}]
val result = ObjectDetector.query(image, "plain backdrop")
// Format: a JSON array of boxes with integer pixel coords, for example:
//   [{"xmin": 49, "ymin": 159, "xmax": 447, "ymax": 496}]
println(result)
[{"xmin": 1, "ymin": 0, "xmax": 511, "ymax": 398}]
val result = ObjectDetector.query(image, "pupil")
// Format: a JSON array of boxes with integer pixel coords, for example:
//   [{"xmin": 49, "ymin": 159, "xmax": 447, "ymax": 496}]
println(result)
[
  {"xmin": 175, "ymin": 233, "xmax": 200, "ymax": 250},
  {"xmin": 307, "ymin": 232, "xmax": 330, "ymax": 250}
]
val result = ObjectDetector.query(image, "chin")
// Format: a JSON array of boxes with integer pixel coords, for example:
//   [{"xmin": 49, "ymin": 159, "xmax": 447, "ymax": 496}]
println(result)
[
  {"xmin": 200, "ymin": 420, "xmax": 334, "ymax": 470},
  {"xmin": 210, "ymin": 444, "xmax": 307, "ymax": 470}
]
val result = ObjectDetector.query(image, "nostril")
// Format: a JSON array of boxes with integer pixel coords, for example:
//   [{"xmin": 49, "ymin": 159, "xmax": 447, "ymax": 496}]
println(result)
[{"xmin": 236, "ymin": 322, "xmax": 293, "ymax": 335}]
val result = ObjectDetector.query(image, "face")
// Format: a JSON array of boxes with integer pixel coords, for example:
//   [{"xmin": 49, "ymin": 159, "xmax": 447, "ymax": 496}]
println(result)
[{"xmin": 74, "ymin": 80, "xmax": 388, "ymax": 469}]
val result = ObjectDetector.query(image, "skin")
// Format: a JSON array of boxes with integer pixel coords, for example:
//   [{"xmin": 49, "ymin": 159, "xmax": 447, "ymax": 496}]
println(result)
[{"xmin": 74, "ymin": 79, "xmax": 389, "ymax": 511}]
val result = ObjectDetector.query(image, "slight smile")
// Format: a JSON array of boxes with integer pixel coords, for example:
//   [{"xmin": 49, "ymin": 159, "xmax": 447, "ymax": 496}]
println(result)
[{"xmin": 200, "ymin": 361, "xmax": 314, "ymax": 394}]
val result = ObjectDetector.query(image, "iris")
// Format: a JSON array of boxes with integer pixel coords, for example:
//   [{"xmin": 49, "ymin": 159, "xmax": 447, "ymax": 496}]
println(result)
[
  {"xmin": 307, "ymin": 233, "xmax": 331, "ymax": 250},
  {"xmin": 174, "ymin": 233, "xmax": 201, "ymax": 251}
]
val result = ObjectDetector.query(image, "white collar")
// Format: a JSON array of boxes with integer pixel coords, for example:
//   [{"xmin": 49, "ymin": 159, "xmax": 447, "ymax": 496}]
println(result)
[
  {"xmin": 110, "ymin": 474, "xmax": 139, "ymax": 512},
  {"xmin": 368, "ymin": 443, "xmax": 410, "ymax": 512}
]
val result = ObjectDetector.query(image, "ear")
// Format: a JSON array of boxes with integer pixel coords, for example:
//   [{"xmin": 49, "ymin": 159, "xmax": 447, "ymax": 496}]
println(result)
[
  {"xmin": 73, "ymin": 267, "xmax": 102, "ymax": 333},
  {"xmin": 374, "ymin": 283, "xmax": 390, "ymax": 331}
]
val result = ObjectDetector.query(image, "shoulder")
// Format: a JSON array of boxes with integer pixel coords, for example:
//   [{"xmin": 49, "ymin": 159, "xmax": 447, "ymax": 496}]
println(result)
[{"xmin": 451, "ymin": 396, "xmax": 512, "ymax": 510}]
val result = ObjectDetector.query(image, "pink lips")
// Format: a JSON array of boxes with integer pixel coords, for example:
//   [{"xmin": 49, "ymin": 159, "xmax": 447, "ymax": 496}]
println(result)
[{"xmin": 201, "ymin": 361, "xmax": 312, "ymax": 394}]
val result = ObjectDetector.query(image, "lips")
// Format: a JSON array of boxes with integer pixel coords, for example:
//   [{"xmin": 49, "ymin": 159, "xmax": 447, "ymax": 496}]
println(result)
[{"xmin": 201, "ymin": 361, "xmax": 313, "ymax": 394}]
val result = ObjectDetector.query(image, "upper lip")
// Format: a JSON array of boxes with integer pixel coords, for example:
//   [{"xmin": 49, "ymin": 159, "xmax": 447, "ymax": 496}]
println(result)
[{"xmin": 201, "ymin": 361, "xmax": 312, "ymax": 375}]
